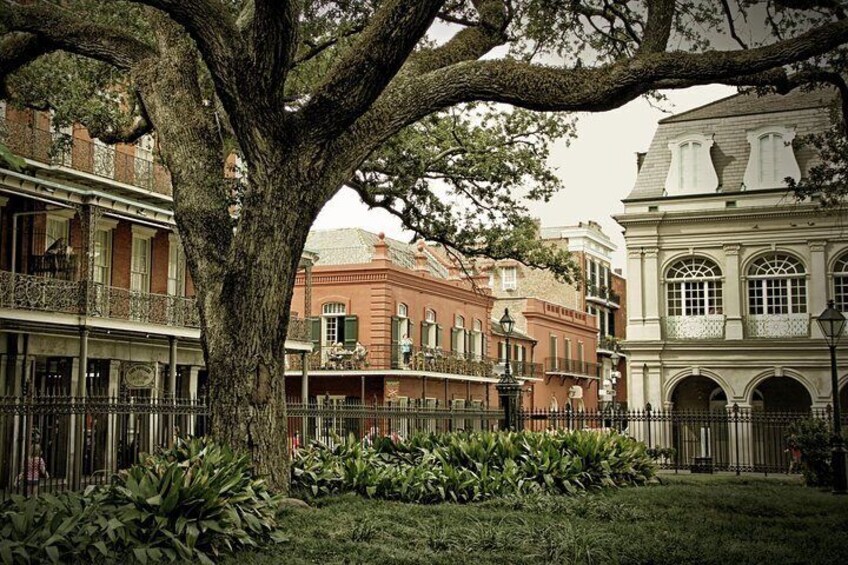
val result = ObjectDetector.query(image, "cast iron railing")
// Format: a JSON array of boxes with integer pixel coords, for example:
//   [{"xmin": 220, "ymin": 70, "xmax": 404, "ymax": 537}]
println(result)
[
  {"xmin": 544, "ymin": 357, "xmax": 600, "ymax": 377},
  {"xmin": 585, "ymin": 283, "xmax": 621, "ymax": 306},
  {"xmin": 0, "ymin": 270, "xmax": 310, "ymax": 341},
  {"xmin": 287, "ymin": 344, "xmax": 542, "ymax": 378},
  {"xmin": 0, "ymin": 117, "xmax": 173, "ymax": 195},
  {"xmin": 744, "ymin": 314, "xmax": 810, "ymax": 338},
  {"xmin": 663, "ymin": 315, "xmax": 726, "ymax": 340}
]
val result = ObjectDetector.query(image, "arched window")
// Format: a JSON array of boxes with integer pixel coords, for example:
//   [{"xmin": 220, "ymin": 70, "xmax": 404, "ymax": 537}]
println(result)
[
  {"xmin": 322, "ymin": 302, "xmax": 346, "ymax": 316},
  {"xmin": 666, "ymin": 257, "xmax": 723, "ymax": 316},
  {"xmin": 833, "ymin": 252, "xmax": 848, "ymax": 312},
  {"xmin": 678, "ymin": 141, "xmax": 701, "ymax": 191},
  {"xmin": 397, "ymin": 303, "xmax": 408, "ymax": 318},
  {"xmin": 747, "ymin": 254, "xmax": 807, "ymax": 315},
  {"xmin": 665, "ymin": 133, "xmax": 718, "ymax": 194},
  {"xmin": 757, "ymin": 133, "xmax": 783, "ymax": 186},
  {"xmin": 455, "ymin": 315, "xmax": 465, "ymax": 328},
  {"xmin": 743, "ymin": 126, "xmax": 800, "ymax": 190},
  {"xmin": 425, "ymin": 309, "xmax": 436, "ymax": 323}
]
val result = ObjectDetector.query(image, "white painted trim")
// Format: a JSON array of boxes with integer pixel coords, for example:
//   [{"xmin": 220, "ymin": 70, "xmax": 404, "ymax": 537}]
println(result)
[
  {"xmin": 97, "ymin": 218, "xmax": 119, "ymax": 231},
  {"xmin": 131, "ymin": 225, "xmax": 158, "ymax": 239},
  {"xmin": 665, "ymin": 132, "xmax": 718, "ymax": 195},
  {"xmin": 742, "ymin": 125, "xmax": 801, "ymax": 190}
]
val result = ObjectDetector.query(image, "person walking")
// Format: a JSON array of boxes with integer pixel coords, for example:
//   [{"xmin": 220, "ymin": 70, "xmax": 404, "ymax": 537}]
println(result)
[{"xmin": 17, "ymin": 445, "xmax": 49, "ymax": 496}]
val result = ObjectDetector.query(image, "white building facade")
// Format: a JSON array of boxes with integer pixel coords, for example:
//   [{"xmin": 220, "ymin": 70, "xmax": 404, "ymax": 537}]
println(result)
[{"xmin": 617, "ymin": 87, "xmax": 848, "ymax": 415}]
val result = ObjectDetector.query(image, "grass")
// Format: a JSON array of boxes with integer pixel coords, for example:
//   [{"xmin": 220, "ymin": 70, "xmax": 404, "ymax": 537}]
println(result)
[{"xmin": 227, "ymin": 475, "xmax": 848, "ymax": 564}]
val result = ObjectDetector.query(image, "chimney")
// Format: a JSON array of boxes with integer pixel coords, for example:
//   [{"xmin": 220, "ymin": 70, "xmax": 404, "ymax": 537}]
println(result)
[
  {"xmin": 372, "ymin": 232, "xmax": 390, "ymax": 265},
  {"xmin": 636, "ymin": 152, "xmax": 647, "ymax": 172},
  {"xmin": 414, "ymin": 240, "xmax": 429, "ymax": 273}
]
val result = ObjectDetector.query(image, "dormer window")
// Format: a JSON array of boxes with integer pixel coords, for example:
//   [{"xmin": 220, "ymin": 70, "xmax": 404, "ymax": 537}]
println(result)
[
  {"xmin": 501, "ymin": 266, "xmax": 517, "ymax": 290},
  {"xmin": 665, "ymin": 133, "xmax": 718, "ymax": 195},
  {"xmin": 743, "ymin": 126, "xmax": 801, "ymax": 190}
]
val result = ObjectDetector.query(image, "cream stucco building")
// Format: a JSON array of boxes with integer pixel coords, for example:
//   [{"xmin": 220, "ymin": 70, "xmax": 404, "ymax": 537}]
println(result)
[{"xmin": 616, "ymin": 87, "xmax": 848, "ymax": 416}]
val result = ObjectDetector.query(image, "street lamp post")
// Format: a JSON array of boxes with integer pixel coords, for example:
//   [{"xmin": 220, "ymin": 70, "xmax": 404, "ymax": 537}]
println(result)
[
  {"xmin": 497, "ymin": 309, "xmax": 521, "ymax": 431},
  {"xmin": 817, "ymin": 299, "xmax": 847, "ymax": 495},
  {"xmin": 609, "ymin": 351, "xmax": 621, "ymax": 410}
]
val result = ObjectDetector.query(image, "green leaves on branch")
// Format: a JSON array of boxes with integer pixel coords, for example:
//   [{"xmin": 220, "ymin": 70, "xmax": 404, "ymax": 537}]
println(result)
[
  {"xmin": 291, "ymin": 430, "xmax": 656, "ymax": 504},
  {"xmin": 354, "ymin": 104, "xmax": 580, "ymax": 281}
]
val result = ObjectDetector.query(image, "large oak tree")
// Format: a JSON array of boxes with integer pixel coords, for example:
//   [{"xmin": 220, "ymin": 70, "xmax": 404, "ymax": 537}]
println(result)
[{"xmin": 1, "ymin": 0, "xmax": 846, "ymax": 490}]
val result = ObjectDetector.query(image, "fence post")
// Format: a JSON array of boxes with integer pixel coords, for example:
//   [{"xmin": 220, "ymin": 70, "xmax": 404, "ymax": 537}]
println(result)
[
  {"xmin": 645, "ymin": 403, "xmax": 653, "ymax": 449},
  {"xmin": 566, "ymin": 403, "xmax": 573, "ymax": 432},
  {"xmin": 733, "ymin": 403, "xmax": 740, "ymax": 476}
]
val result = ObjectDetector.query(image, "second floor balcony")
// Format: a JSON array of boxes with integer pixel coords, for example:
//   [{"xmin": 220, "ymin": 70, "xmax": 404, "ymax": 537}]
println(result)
[
  {"xmin": 288, "ymin": 343, "xmax": 542, "ymax": 380},
  {"xmin": 585, "ymin": 283, "xmax": 621, "ymax": 308},
  {"xmin": 0, "ymin": 270, "xmax": 311, "ymax": 342},
  {"xmin": 663, "ymin": 315, "xmax": 726, "ymax": 340},
  {"xmin": 0, "ymin": 117, "xmax": 172, "ymax": 197},
  {"xmin": 745, "ymin": 313, "xmax": 810, "ymax": 339},
  {"xmin": 544, "ymin": 358, "xmax": 600, "ymax": 378}
]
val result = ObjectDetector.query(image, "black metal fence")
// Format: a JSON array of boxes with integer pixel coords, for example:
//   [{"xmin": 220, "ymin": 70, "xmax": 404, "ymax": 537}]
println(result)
[
  {"xmin": 0, "ymin": 394, "xmax": 208, "ymax": 501},
  {"xmin": 1, "ymin": 395, "xmax": 841, "ymax": 501},
  {"xmin": 519, "ymin": 404, "xmax": 841, "ymax": 475}
]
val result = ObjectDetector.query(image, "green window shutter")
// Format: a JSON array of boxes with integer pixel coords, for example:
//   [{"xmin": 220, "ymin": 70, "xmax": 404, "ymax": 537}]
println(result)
[
  {"xmin": 420, "ymin": 321, "xmax": 429, "ymax": 347},
  {"xmin": 391, "ymin": 316, "xmax": 400, "ymax": 344},
  {"xmin": 344, "ymin": 316, "xmax": 358, "ymax": 348},
  {"xmin": 408, "ymin": 319, "xmax": 414, "ymax": 344},
  {"xmin": 435, "ymin": 325, "xmax": 442, "ymax": 348},
  {"xmin": 464, "ymin": 330, "xmax": 470, "ymax": 354},
  {"xmin": 482, "ymin": 334, "xmax": 487, "ymax": 359},
  {"xmin": 310, "ymin": 318, "xmax": 321, "ymax": 345},
  {"xmin": 451, "ymin": 328, "xmax": 459, "ymax": 352}
]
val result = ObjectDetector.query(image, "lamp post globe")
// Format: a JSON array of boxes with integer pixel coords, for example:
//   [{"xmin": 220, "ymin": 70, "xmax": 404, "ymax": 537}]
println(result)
[
  {"xmin": 817, "ymin": 300, "xmax": 847, "ymax": 495},
  {"xmin": 497, "ymin": 308, "xmax": 520, "ymax": 431}
]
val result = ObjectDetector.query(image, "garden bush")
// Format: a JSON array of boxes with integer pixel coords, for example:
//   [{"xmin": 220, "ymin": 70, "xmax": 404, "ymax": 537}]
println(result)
[
  {"xmin": 0, "ymin": 438, "xmax": 286, "ymax": 564},
  {"xmin": 787, "ymin": 419, "xmax": 832, "ymax": 487},
  {"xmin": 291, "ymin": 429, "xmax": 655, "ymax": 503}
]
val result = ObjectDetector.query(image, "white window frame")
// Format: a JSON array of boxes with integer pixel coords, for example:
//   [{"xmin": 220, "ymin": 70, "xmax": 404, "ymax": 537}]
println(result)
[
  {"xmin": 743, "ymin": 125, "xmax": 801, "ymax": 190},
  {"xmin": 167, "ymin": 233, "xmax": 186, "ymax": 297},
  {"xmin": 501, "ymin": 266, "xmax": 517, "ymax": 291},
  {"xmin": 834, "ymin": 252, "xmax": 848, "ymax": 313},
  {"xmin": 746, "ymin": 254, "xmax": 807, "ymax": 315},
  {"xmin": 666, "ymin": 257, "xmax": 724, "ymax": 317},
  {"xmin": 45, "ymin": 214, "xmax": 70, "ymax": 252},
  {"xmin": 665, "ymin": 133, "xmax": 718, "ymax": 195},
  {"xmin": 130, "ymin": 230, "xmax": 153, "ymax": 293}
]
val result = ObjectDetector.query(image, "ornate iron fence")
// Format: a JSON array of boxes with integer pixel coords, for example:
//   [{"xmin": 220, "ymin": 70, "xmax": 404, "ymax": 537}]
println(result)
[
  {"xmin": 519, "ymin": 404, "xmax": 841, "ymax": 475},
  {"xmin": 585, "ymin": 283, "xmax": 621, "ymax": 306},
  {"xmin": 745, "ymin": 314, "xmax": 810, "ymax": 338},
  {"xmin": 544, "ymin": 357, "xmax": 600, "ymax": 377},
  {"xmin": 663, "ymin": 315, "xmax": 726, "ymax": 340},
  {"xmin": 4, "ymin": 395, "xmax": 840, "ymax": 501}
]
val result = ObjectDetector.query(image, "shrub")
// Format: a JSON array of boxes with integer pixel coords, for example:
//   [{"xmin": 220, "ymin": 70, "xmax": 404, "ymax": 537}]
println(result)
[
  {"xmin": 0, "ymin": 438, "xmax": 286, "ymax": 564},
  {"xmin": 291, "ymin": 430, "xmax": 655, "ymax": 504},
  {"xmin": 787, "ymin": 419, "xmax": 832, "ymax": 487}
]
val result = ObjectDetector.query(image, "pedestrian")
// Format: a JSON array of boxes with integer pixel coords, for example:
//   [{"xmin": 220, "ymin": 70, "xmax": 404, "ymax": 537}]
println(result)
[
  {"xmin": 400, "ymin": 334, "xmax": 412, "ymax": 368},
  {"xmin": 17, "ymin": 444, "xmax": 49, "ymax": 496},
  {"xmin": 786, "ymin": 434, "xmax": 802, "ymax": 475}
]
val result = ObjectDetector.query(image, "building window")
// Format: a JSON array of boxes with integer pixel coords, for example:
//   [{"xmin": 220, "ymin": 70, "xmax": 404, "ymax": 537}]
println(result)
[
  {"xmin": 665, "ymin": 133, "xmax": 718, "ymax": 194},
  {"xmin": 322, "ymin": 302, "xmax": 346, "ymax": 346},
  {"xmin": 747, "ymin": 254, "xmax": 807, "ymax": 315},
  {"xmin": 666, "ymin": 257, "xmax": 723, "ymax": 316},
  {"xmin": 455, "ymin": 315, "xmax": 465, "ymax": 328},
  {"xmin": 834, "ymin": 252, "xmax": 848, "ymax": 313},
  {"xmin": 167, "ymin": 236, "xmax": 186, "ymax": 296},
  {"xmin": 425, "ymin": 309, "xmax": 436, "ymax": 323},
  {"xmin": 501, "ymin": 266, "xmax": 517, "ymax": 290},
  {"xmin": 398, "ymin": 303, "xmax": 408, "ymax": 319},
  {"xmin": 93, "ymin": 229, "xmax": 112, "ymax": 285},
  {"xmin": 130, "ymin": 236, "xmax": 151, "ymax": 292},
  {"xmin": 45, "ymin": 216, "xmax": 69, "ymax": 252},
  {"xmin": 743, "ymin": 126, "xmax": 801, "ymax": 190}
]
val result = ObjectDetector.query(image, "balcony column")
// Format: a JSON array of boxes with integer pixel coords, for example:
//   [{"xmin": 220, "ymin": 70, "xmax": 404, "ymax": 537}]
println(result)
[
  {"xmin": 75, "ymin": 204, "xmax": 102, "ymax": 316},
  {"xmin": 723, "ymin": 244, "xmax": 743, "ymax": 340},
  {"xmin": 809, "ymin": 240, "xmax": 828, "ymax": 339},
  {"xmin": 643, "ymin": 248, "xmax": 662, "ymax": 340}
]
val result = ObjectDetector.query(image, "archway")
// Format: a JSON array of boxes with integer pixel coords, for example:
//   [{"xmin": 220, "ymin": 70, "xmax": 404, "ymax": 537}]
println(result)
[
  {"xmin": 671, "ymin": 375, "xmax": 728, "ymax": 412},
  {"xmin": 752, "ymin": 377, "xmax": 811, "ymax": 412},
  {"xmin": 669, "ymin": 375, "xmax": 729, "ymax": 470},
  {"xmin": 840, "ymin": 382, "xmax": 848, "ymax": 413}
]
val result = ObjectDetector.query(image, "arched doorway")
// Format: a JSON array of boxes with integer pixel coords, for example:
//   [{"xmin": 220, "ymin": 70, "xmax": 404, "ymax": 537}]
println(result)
[
  {"xmin": 670, "ymin": 375, "xmax": 729, "ymax": 470},
  {"xmin": 840, "ymin": 382, "xmax": 848, "ymax": 413},
  {"xmin": 751, "ymin": 376, "xmax": 811, "ymax": 472},
  {"xmin": 752, "ymin": 377, "xmax": 811, "ymax": 412}
]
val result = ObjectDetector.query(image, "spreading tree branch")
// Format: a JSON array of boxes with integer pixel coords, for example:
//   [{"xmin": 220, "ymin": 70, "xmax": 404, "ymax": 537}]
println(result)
[
  {"xmin": 0, "ymin": 31, "xmax": 49, "ymax": 88},
  {"xmin": 299, "ymin": 0, "xmax": 446, "ymax": 139},
  {"xmin": 638, "ymin": 0, "xmax": 675, "ymax": 54},
  {"xmin": 239, "ymin": 0, "xmax": 299, "ymax": 96},
  {"xmin": 0, "ymin": 0, "xmax": 156, "ymax": 70}
]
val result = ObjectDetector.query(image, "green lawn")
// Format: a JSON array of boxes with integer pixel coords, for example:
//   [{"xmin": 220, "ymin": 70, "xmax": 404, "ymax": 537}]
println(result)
[{"xmin": 230, "ymin": 475, "xmax": 848, "ymax": 564}]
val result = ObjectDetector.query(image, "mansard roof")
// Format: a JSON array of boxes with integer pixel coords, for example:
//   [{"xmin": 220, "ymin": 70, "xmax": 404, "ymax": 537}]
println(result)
[{"xmin": 627, "ymin": 87, "xmax": 838, "ymax": 201}]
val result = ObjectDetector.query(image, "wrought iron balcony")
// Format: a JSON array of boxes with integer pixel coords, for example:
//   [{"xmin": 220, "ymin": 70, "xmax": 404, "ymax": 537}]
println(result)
[
  {"xmin": 585, "ymin": 283, "xmax": 621, "ymax": 308},
  {"xmin": 597, "ymin": 335, "xmax": 622, "ymax": 354},
  {"xmin": 288, "ymin": 344, "xmax": 541, "ymax": 379},
  {"xmin": 0, "ymin": 117, "xmax": 172, "ymax": 196},
  {"xmin": 544, "ymin": 357, "xmax": 600, "ymax": 378},
  {"xmin": 663, "ymin": 315, "xmax": 726, "ymax": 340},
  {"xmin": 745, "ymin": 314, "xmax": 810, "ymax": 339},
  {"xmin": 0, "ymin": 270, "xmax": 310, "ymax": 342}
]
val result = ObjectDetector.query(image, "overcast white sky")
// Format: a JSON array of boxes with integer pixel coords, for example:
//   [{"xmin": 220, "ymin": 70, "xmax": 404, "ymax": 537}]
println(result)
[{"xmin": 313, "ymin": 84, "xmax": 737, "ymax": 274}]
